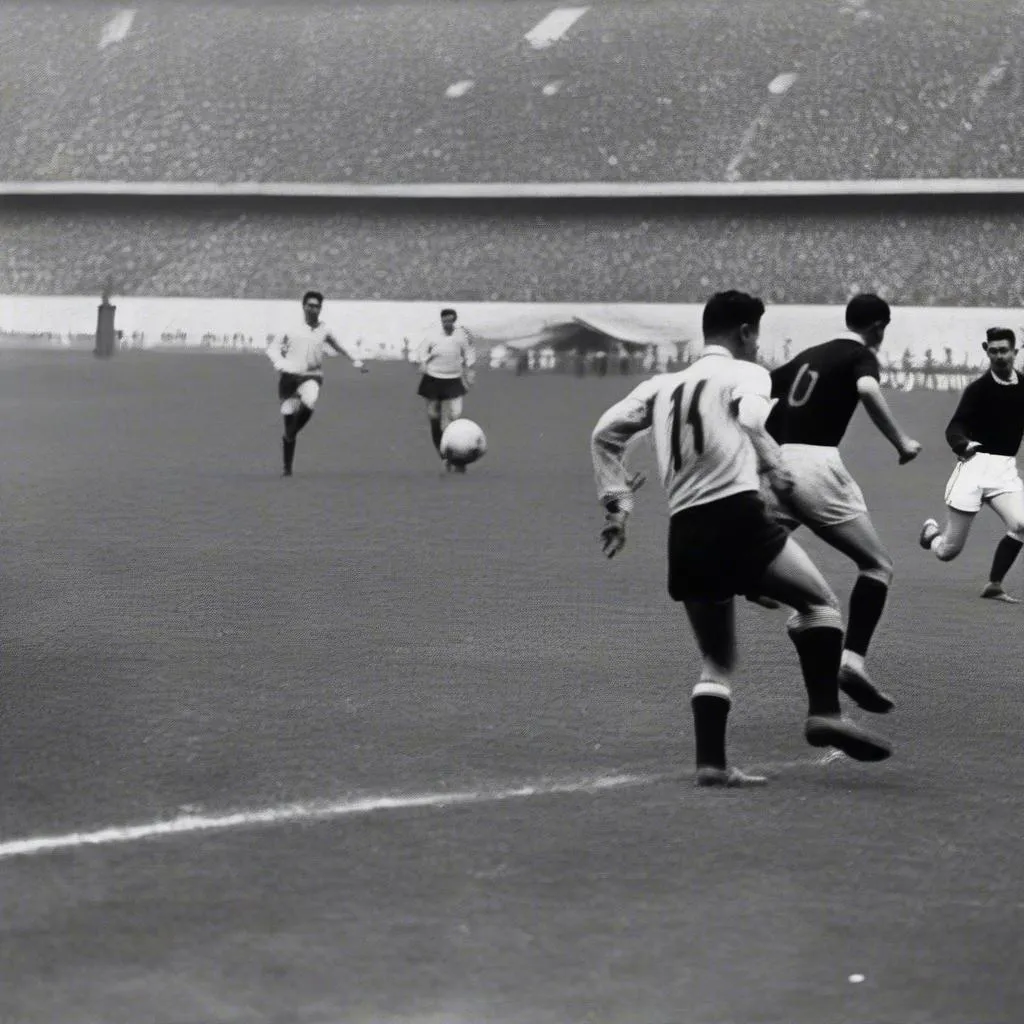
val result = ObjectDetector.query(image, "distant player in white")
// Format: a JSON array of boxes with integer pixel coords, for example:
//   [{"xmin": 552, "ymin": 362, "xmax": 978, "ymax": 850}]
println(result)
[
  {"xmin": 920, "ymin": 327, "xmax": 1024, "ymax": 601},
  {"xmin": 267, "ymin": 290, "xmax": 367, "ymax": 477},
  {"xmin": 592, "ymin": 291, "xmax": 891, "ymax": 788},
  {"xmin": 415, "ymin": 308, "xmax": 476, "ymax": 472}
]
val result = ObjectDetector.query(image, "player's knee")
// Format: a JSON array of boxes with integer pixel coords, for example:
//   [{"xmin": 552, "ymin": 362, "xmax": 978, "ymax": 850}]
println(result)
[
  {"xmin": 281, "ymin": 397, "xmax": 301, "ymax": 416},
  {"xmin": 860, "ymin": 559, "xmax": 893, "ymax": 587},
  {"xmin": 1006, "ymin": 523, "xmax": 1024, "ymax": 543},
  {"xmin": 426, "ymin": 401, "xmax": 441, "ymax": 420},
  {"xmin": 934, "ymin": 538, "xmax": 962, "ymax": 561}
]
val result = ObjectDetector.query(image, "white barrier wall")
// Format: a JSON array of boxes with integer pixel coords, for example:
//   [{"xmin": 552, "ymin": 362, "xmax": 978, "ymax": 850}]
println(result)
[{"xmin": 1, "ymin": 295, "xmax": 1022, "ymax": 367}]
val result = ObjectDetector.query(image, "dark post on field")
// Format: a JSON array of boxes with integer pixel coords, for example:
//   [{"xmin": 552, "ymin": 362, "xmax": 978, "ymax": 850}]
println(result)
[{"xmin": 95, "ymin": 278, "xmax": 116, "ymax": 358}]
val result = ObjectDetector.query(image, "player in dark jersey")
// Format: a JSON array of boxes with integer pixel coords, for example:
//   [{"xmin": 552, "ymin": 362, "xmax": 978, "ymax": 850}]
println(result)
[
  {"xmin": 760, "ymin": 294, "xmax": 921, "ymax": 715},
  {"xmin": 920, "ymin": 327, "xmax": 1024, "ymax": 601}
]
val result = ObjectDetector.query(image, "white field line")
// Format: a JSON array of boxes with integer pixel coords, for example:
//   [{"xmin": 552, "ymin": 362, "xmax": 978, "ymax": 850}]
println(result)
[
  {"xmin": 0, "ymin": 773, "xmax": 657, "ymax": 861},
  {"xmin": 0, "ymin": 756, "xmax": 842, "ymax": 861},
  {"xmin": 525, "ymin": 7, "xmax": 589, "ymax": 49},
  {"xmin": 98, "ymin": 9, "xmax": 136, "ymax": 49},
  {"xmin": 2, "ymin": 178, "xmax": 1024, "ymax": 199}
]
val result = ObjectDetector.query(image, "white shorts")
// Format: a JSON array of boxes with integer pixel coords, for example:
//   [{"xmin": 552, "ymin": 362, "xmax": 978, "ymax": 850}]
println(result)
[
  {"xmin": 762, "ymin": 444, "xmax": 868, "ymax": 529},
  {"xmin": 943, "ymin": 453, "xmax": 1023, "ymax": 513}
]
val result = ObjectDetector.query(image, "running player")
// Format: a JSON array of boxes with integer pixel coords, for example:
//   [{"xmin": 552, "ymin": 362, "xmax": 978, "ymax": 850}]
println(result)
[
  {"xmin": 591, "ymin": 291, "xmax": 892, "ymax": 789},
  {"xmin": 415, "ymin": 308, "xmax": 477, "ymax": 472},
  {"xmin": 761, "ymin": 294, "xmax": 921, "ymax": 714},
  {"xmin": 267, "ymin": 290, "xmax": 367, "ymax": 477},
  {"xmin": 920, "ymin": 327, "xmax": 1024, "ymax": 601}
]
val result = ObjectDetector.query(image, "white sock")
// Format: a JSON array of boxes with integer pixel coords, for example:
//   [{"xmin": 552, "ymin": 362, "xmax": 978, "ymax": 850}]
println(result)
[{"xmin": 841, "ymin": 650, "xmax": 865, "ymax": 674}]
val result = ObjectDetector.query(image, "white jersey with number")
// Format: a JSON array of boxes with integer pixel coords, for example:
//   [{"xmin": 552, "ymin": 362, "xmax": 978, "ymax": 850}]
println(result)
[
  {"xmin": 268, "ymin": 320, "xmax": 351, "ymax": 377},
  {"xmin": 592, "ymin": 347, "xmax": 772, "ymax": 514}
]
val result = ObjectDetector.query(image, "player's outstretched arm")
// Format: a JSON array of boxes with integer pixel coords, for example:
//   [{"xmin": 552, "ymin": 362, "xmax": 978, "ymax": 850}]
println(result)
[
  {"xmin": 856, "ymin": 377, "xmax": 920, "ymax": 462},
  {"xmin": 266, "ymin": 335, "xmax": 285, "ymax": 371},
  {"xmin": 462, "ymin": 332, "xmax": 478, "ymax": 387},
  {"xmin": 327, "ymin": 333, "xmax": 368, "ymax": 372}
]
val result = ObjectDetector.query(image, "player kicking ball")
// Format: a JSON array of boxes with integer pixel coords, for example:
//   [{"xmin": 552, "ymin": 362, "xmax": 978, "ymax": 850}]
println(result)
[
  {"xmin": 920, "ymin": 327, "xmax": 1024, "ymax": 601},
  {"xmin": 267, "ymin": 291, "xmax": 367, "ymax": 477},
  {"xmin": 592, "ymin": 291, "xmax": 892, "ymax": 789}
]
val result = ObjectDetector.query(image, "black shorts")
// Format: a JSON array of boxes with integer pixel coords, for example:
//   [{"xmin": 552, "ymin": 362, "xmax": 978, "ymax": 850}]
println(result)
[
  {"xmin": 667, "ymin": 491, "xmax": 789, "ymax": 603},
  {"xmin": 278, "ymin": 371, "xmax": 323, "ymax": 401},
  {"xmin": 417, "ymin": 374, "xmax": 467, "ymax": 401}
]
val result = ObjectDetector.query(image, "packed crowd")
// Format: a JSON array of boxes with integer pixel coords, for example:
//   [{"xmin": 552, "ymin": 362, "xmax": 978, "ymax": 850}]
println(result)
[{"xmin": 3, "ymin": 203, "xmax": 1024, "ymax": 308}]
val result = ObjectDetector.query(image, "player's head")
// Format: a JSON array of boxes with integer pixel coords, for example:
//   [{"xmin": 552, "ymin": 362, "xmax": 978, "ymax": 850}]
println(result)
[
  {"xmin": 702, "ymin": 291, "xmax": 766, "ymax": 361},
  {"xmin": 983, "ymin": 327, "xmax": 1017, "ymax": 377},
  {"xmin": 845, "ymin": 294, "xmax": 891, "ymax": 348},
  {"xmin": 440, "ymin": 308, "xmax": 457, "ymax": 334},
  {"xmin": 302, "ymin": 291, "xmax": 324, "ymax": 324}
]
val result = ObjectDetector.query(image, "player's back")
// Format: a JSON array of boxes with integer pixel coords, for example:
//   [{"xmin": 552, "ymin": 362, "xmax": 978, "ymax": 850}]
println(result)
[
  {"xmin": 766, "ymin": 337, "xmax": 880, "ymax": 447},
  {"xmin": 648, "ymin": 352, "xmax": 769, "ymax": 513}
]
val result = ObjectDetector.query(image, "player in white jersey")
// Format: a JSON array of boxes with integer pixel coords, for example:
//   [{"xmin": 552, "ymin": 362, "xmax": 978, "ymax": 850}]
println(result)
[
  {"xmin": 591, "ymin": 291, "xmax": 891, "ymax": 788},
  {"xmin": 415, "ymin": 308, "xmax": 477, "ymax": 472},
  {"xmin": 267, "ymin": 291, "xmax": 367, "ymax": 476}
]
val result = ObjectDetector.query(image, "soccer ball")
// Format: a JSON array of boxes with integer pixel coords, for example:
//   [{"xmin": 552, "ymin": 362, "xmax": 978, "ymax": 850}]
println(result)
[{"xmin": 440, "ymin": 418, "xmax": 487, "ymax": 466}]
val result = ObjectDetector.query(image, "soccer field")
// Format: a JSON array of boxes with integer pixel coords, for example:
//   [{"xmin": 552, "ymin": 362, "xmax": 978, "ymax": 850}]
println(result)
[{"xmin": 0, "ymin": 351, "xmax": 1020, "ymax": 1024}]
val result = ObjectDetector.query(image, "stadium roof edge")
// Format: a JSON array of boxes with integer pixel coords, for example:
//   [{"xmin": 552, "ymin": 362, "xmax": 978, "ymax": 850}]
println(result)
[{"xmin": 1, "ymin": 178, "xmax": 1024, "ymax": 199}]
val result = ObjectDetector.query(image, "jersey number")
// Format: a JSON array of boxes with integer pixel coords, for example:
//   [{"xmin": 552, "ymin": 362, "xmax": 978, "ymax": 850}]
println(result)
[
  {"xmin": 786, "ymin": 364, "xmax": 819, "ymax": 407},
  {"xmin": 670, "ymin": 379, "xmax": 707, "ymax": 468}
]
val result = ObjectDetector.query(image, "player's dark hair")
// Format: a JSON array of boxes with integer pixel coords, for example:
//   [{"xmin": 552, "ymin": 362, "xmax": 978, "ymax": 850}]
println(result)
[
  {"xmin": 701, "ymin": 291, "xmax": 765, "ymax": 338},
  {"xmin": 440, "ymin": 308, "xmax": 457, "ymax": 319},
  {"xmin": 302, "ymin": 290, "xmax": 324, "ymax": 306},
  {"xmin": 985, "ymin": 327, "xmax": 1016, "ymax": 347},
  {"xmin": 845, "ymin": 293, "xmax": 890, "ymax": 331}
]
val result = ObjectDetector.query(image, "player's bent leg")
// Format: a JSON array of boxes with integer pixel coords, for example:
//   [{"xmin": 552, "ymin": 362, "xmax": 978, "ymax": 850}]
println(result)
[
  {"xmin": 279, "ymin": 395, "xmax": 302, "ymax": 474},
  {"xmin": 813, "ymin": 515, "xmax": 895, "ymax": 713},
  {"xmin": 982, "ymin": 490, "xmax": 1024, "ymax": 601},
  {"xmin": 753, "ymin": 539, "xmax": 891, "ymax": 761},
  {"xmin": 426, "ymin": 399, "xmax": 444, "ymax": 453},
  {"xmin": 443, "ymin": 396, "xmax": 464, "ymax": 427},
  {"xmin": 751, "ymin": 535, "xmax": 840, "ymax": 615},
  {"xmin": 292, "ymin": 381, "xmax": 319, "ymax": 435},
  {"xmin": 923, "ymin": 508, "xmax": 975, "ymax": 561},
  {"xmin": 682, "ymin": 599, "xmax": 765, "ymax": 787}
]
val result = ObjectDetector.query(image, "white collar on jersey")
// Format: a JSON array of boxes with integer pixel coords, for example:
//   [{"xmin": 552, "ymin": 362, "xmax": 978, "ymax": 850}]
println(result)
[
  {"xmin": 989, "ymin": 369, "xmax": 1020, "ymax": 386},
  {"xmin": 834, "ymin": 331, "xmax": 867, "ymax": 344},
  {"xmin": 699, "ymin": 344, "xmax": 734, "ymax": 358}
]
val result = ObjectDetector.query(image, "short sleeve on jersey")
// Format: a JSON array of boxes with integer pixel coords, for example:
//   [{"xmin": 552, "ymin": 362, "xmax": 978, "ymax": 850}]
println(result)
[
  {"xmin": 851, "ymin": 345, "xmax": 881, "ymax": 382},
  {"xmin": 732, "ymin": 361, "xmax": 773, "ymax": 401},
  {"xmin": 626, "ymin": 376, "xmax": 661, "ymax": 408}
]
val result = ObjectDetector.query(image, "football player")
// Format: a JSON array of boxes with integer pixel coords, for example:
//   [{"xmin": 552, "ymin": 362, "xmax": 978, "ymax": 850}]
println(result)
[
  {"xmin": 591, "ymin": 291, "xmax": 891, "ymax": 789},
  {"xmin": 759, "ymin": 294, "xmax": 921, "ymax": 715},
  {"xmin": 267, "ymin": 291, "xmax": 367, "ymax": 477},
  {"xmin": 920, "ymin": 327, "xmax": 1024, "ymax": 601},
  {"xmin": 415, "ymin": 308, "xmax": 477, "ymax": 472}
]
